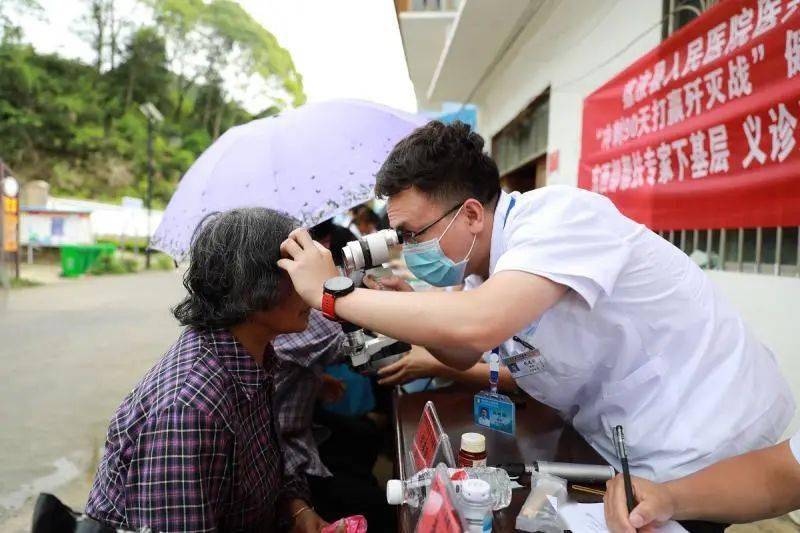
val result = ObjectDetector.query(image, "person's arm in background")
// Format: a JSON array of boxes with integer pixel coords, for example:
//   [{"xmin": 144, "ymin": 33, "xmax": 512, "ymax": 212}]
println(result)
[
  {"xmin": 376, "ymin": 345, "xmax": 517, "ymax": 393},
  {"xmin": 272, "ymin": 364, "xmax": 331, "ymax": 533},
  {"xmin": 281, "ymin": 483, "xmax": 328, "ymax": 533},
  {"xmin": 604, "ymin": 440, "xmax": 800, "ymax": 533},
  {"xmin": 364, "ymin": 274, "xmax": 488, "ymax": 371},
  {"xmin": 274, "ymin": 310, "xmax": 345, "ymax": 368},
  {"xmin": 362, "ymin": 274, "xmax": 518, "ymax": 393},
  {"xmin": 273, "ymin": 311, "xmax": 345, "ymax": 532}
]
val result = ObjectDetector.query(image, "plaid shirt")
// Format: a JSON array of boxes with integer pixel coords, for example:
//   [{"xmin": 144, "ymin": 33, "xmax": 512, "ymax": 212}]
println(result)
[
  {"xmin": 86, "ymin": 328, "xmax": 307, "ymax": 532},
  {"xmin": 273, "ymin": 310, "xmax": 344, "ymax": 479}
]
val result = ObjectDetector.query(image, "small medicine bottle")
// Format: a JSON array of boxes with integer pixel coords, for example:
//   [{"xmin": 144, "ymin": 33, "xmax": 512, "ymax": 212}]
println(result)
[
  {"xmin": 458, "ymin": 432, "xmax": 487, "ymax": 467},
  {"xmin": 460, "ymin": 478, "xmax": 493, "ymax": 533}
]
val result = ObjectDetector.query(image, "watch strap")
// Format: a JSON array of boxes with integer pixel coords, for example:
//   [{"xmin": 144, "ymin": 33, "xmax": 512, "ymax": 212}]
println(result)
[{"xmin": 321, "ymin": 292, "xmax": 338, "ymax": 321}]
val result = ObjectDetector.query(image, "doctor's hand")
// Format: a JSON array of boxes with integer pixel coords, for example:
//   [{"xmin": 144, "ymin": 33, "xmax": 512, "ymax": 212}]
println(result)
[
  {"xmin": 363, "ymin": 274, "xmax": 414, "ymax": 292},
  {"xmin": 278, "ymin": 228, "xmax": 339, "ymax": 309},
  {"xmin": 604, "ymin": 475, "xmax": 676, "ymax": 533},
  {"xmin": 377, "ymin": 346, "xmax": 442, "ymax": 386}
]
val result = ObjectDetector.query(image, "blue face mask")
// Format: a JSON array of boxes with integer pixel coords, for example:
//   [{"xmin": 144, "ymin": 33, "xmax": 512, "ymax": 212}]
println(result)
[{"xmin": 402, "ymin": 205, "xmax": 477, "ymax": 287}]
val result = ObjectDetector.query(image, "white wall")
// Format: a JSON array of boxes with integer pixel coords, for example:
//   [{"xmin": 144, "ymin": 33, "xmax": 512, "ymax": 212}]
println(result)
[
  {"xmin": 474, "ymin": 0, "xmax": 663, "ymax": 184},
  {"xmin": 49, "ymin": 197, "xmax": 164, "ymax": 239},
  {"xmin": 707, "ymin": 271, "xmax": 800, "ymax": 436},
  {"xmin": 20, "ymin": 213, "xmax": 93, "ymax": 246}
]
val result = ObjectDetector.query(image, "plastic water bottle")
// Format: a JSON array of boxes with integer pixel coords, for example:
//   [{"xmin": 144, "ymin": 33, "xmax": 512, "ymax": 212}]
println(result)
[{"xmin": 386, "ymin": 466, "xmax": 512, "ymax": 510}]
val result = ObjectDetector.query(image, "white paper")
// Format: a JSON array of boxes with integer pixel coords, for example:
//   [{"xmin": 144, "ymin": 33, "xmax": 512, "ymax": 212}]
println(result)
[{"xmin": 559, "ymin": 503, "xmax": 688, "ymax": 533}]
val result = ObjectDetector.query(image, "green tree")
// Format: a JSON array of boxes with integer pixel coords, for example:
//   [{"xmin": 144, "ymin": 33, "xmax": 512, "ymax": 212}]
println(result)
[
  {"xmin": 0, "ymin": 0, "xmax": 302, "ymax": 207},
  {"xmin": 199, "ymin": 0, "xmax": 305, "ymax": 106},
  {"xmin": 0, "ymin": 0, "xmax": 42, "ymax": 43},
  {"xmin": 112, "ymin": 26, "xmax": 170, "ymax": 111},
  {"xmin": 145, "ymin": 0, "xmax": 203, "ymax": 120},
  {"xmin": 147, "ymin": 0, "xmax": 305, "ymax": 126},
  {"xmin": 79, "ymin": 0, "xmax": 127, "ymax": 73}
]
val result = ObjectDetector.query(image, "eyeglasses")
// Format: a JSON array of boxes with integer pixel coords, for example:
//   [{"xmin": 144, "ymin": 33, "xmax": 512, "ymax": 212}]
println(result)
[{"xmin": 399, "ymin": 202, "xmax": 462, "ymax": 244}]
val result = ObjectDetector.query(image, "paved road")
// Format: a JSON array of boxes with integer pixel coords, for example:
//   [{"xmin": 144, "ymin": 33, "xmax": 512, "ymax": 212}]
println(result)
[{"xmin": 0, "ymin": 271, "xmax": 186, "ymax": 529}]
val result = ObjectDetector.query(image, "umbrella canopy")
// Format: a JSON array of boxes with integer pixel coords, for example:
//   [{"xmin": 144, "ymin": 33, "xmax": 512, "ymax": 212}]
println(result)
[{"xmin": 151, "ymin": 99, "xmax": 427, "ymax": 261}]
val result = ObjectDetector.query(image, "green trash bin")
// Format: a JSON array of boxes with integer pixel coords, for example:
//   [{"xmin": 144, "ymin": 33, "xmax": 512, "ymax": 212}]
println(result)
[
  {"xmin": 60, "ymin": 243, "xmax": 118, "ymax": 277},
  {"xmin": 85, "ymin": 245, "xmax": 103, "ymax": 269},
  {"xmin": 60, "ymin": 245, "xmax": 87, "ymax": 277},
  {"xmin": 89, "ymin": 243, "xmax": 117, "ymax": 272},
  {"xmin": 96, "ymin": 242, "xmax": 117, "ymax": 258}
]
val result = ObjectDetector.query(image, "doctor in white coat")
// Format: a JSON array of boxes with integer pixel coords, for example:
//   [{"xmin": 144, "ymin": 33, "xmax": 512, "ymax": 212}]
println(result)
[{"xmin": 278, "ymin": 120, "xmax": 794, "ymax": 483}]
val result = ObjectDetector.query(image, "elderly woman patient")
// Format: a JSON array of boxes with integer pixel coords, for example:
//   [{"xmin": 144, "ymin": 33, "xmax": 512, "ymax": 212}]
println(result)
[{"xmin": 86, "ymin": 208, "xmax": 327, "ymax": 532}]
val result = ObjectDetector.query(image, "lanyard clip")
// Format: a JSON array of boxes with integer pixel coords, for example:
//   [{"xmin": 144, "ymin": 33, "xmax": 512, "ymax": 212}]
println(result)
[{"xmin": 488, "ymin": 350, "xmax": 500, "ymax": 394}]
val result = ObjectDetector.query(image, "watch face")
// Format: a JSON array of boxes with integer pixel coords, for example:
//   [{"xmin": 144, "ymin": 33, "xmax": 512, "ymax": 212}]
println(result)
[{"xmin": 324, "ymin": 276, "xmax": 353, "ymax": 294}]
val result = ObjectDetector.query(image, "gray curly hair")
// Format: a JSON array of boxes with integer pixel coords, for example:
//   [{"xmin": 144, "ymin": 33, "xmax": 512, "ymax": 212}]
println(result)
[{"xmin": 172, "ymin": 207, "xmax": 299, "ymax": 329}]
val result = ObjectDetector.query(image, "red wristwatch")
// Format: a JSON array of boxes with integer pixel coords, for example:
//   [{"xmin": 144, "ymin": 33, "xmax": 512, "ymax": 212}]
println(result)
[{"xmin": 321, "ymin": 276, "xmax": 355, "ymax": 321}]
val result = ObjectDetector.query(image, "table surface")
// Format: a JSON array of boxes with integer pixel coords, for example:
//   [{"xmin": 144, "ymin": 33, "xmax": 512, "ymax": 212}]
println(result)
[{"xmin": 393, "ymin": 386, "xmax": 609, "ymax": 532}]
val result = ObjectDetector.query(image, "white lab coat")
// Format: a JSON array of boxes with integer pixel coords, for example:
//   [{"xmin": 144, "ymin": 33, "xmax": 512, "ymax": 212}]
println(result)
[{"xmin": 490, "ymin": 186, "xmax": 794, "ymax": 482}]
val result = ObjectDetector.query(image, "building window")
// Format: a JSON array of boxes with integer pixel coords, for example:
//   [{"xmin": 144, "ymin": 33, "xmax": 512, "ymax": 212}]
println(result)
[
  {"xmin": 396, "ymin": 0, "xmax": 462, "ymax": 13},
  {"xmin": 662, "ymin": 0, "xmax": 720, "ymax": 39},
  {"xmin": 659, "ymin": 226, "xmax": 800, "ymax": 277},
  {"xmin": 491, "ymin": 90, "xmax": 550, "ymax": 192}
]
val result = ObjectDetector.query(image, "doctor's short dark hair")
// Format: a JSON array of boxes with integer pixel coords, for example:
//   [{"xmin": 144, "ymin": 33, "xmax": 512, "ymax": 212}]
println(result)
[
  {"xmin": 375, "ymin": 120, "xmax": 500, "ymax": 206},
  {"xmin": 172, "ymin": 207, "xmax": 299, "ymax": 329}
]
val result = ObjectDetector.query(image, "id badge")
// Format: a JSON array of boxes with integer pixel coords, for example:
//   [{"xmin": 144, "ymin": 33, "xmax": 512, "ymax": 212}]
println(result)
[
  {"xmin": 473, "ymin": 390, "xmax": 515, "ymax": 436},
  {"xmin": 502, "ymin": 348, "xmax": 546, "ymax": 379},
  {"xmin": 503, "ymin": 335, "xmax": 546, "ymax": 379}
]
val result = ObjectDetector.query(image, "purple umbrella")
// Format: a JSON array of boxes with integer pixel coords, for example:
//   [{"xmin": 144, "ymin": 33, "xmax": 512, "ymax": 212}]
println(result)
[{"xmin": 151, "ymin": 99, "xmax": 427, "ymax": 261}]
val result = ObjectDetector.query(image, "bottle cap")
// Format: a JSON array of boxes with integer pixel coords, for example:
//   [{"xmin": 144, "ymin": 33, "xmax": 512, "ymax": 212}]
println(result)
[
  {"xmin": 460, "ymin": 432, "xmax": 486, "ymax": 454},
  {"xmin": 386, "ymin": 479, "xmax": 403, "ymax": 505},
  {"xmin": 461, "ymin": 479, "xmax": 491, "ymax": 503}
]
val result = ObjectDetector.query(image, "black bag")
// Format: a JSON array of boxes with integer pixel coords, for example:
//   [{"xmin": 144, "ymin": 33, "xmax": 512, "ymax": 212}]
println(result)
[
  {"xmin": 31, "ymin": 493, "xmax": 118, "ymax": 533},
  {"xmin": 31, "ymin": 493, "xmax": 78, "ymax": 533}
]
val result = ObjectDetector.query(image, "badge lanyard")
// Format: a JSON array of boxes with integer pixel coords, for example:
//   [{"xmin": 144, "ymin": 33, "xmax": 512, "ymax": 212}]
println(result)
[
  {"xmin": 488, "ymin": 350, "xmax": 500, "ymax": 394},
  {"xmin": 473, "ymin": 348, "xmax": 516, "ymax": 435},
  {"xmin": 472, "ymin": 195, "xmax": 518, "ymax": 435}
]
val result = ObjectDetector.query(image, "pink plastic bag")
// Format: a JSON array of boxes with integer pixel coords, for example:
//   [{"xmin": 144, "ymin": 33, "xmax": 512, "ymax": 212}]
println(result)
[{"xmin": 321, "ymin": 515, "xmax": 368, "ymax": 533}]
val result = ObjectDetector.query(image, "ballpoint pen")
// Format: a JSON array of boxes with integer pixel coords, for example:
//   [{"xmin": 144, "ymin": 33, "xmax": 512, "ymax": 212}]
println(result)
[{"xmin": 614, "ymin": 425, "xmax": 635, "ymax": 513}]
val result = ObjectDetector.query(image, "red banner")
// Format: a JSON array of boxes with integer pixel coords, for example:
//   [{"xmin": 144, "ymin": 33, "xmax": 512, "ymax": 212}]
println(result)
[{"xmin": 578, "ymin": 0, "xmax": 800, "ymax": 230}]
